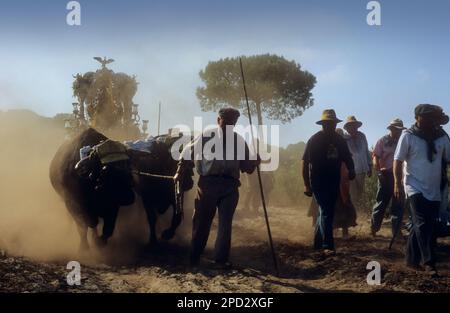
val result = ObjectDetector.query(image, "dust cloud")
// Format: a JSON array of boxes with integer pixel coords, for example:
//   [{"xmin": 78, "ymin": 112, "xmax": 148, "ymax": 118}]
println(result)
[
  {"xmin": 0, "ymin": 109, "xmax": 311, "ymax": 265},
  {"xmin": 0, "ymin": 109, "xmax": 196, "ymax": 263},
  {"xmin": 0, "ymin": 110, "xmax": 78, "ymax": 260}
]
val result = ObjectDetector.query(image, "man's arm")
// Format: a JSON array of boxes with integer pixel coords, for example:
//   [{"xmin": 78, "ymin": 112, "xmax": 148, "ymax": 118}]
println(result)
[
  {"xmin": 445, "ymin": 134, "xmax": 450, "ymax": 163},
  {"xmin": 240, "ymin": 150, "xmax": 261, "ymax": 174},
  {"xmin": 373, "ymin": 155, "xmax": 381, "ymax": 172},
  {"xmin": 302, "ymin": 160, "xmax": 312, "ymax": 197},
  {"xmin": 240, "ymin": 140, "xmax": 261, "ymax": 174},
  {"xmin": 372, "ymin": 139, "xmax": 382, "ymax": 173},
  {"xmin": 393, "ymin": 131, "xmax": 408, "ymax": 199},
  {"xmin": 393, "ymin": 160, "xmax": 404, "ymax": 199},
  {"xmin": 302, "ymin": 140, "xmax": 313, "ymax": 197}
]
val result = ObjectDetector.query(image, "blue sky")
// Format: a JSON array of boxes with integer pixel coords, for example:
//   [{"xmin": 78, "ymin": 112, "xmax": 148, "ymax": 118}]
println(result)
[{"xmin": 0, "ymin": 0, "xmax": 449, "ymax": 147}]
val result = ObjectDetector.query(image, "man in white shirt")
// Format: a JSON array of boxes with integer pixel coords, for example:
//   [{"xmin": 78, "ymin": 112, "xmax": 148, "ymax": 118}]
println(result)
[
  {"xmin": 394, "ymin": 104, "xmax": 450, "ymax": 277},
  {"xmin": 175, "ymin": 108, "xmax": 259, "ymax": 269},
  {"xmin": 344, "ymin": 116, "xmax": 372, "ymax": 209}
]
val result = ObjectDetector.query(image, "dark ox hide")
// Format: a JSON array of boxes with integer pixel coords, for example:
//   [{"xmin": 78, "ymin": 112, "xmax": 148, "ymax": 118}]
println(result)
[
  {"xmin": 49, "ymin": 128, "xmax": 135, "ymax": 251},
  {"xmin": 127, "ymin": 143, "xmax": 193, "ymax": 246},
  {"xmin": 49, "ymin": 128, "xmax": 193, "ymax": 252}
]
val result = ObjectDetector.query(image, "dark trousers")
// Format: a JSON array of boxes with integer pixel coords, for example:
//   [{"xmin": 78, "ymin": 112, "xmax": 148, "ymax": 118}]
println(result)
[
  {"xmin": 406, "ymin": 193, "xmax": 440, "ymax": 267},
  {"xmin": 371, "ymin": 170, "xmax": 404, "ymax": 236},
  {"xmin": 313, "ymin": 184, "xmax": 339, "ymax": 250},
  {"xmin": 190, "ymin": 176, "xmax": 240, "ymax": 264}
]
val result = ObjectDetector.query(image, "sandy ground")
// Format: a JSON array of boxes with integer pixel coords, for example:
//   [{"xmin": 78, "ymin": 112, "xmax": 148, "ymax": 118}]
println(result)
[{"xmin": 2, "ymin": 205, "xmax": 450, "ymax": 293}]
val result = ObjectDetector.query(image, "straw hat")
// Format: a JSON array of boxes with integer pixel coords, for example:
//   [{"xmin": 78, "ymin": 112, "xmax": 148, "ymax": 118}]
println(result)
[
  {"xmin": 316, "ymin": 109, "xmax": 342, "ymax": 125},
  {"xmin": 387, "ymin": 118, "xmax": 406, "ymax": 130},
  {"xmin": 344, "ymin": 116, "xmax": 363, "ymax": 129}
]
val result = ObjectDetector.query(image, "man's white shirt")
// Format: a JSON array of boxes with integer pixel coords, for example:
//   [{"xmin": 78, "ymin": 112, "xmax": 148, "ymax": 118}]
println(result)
[{"xmin": 394, "ymin": 130, "xmax": 450, "ymax": 202}]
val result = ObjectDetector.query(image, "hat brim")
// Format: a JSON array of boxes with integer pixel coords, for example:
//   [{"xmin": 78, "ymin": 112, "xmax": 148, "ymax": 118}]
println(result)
[
  {"xmin": 344, "ymin": 121, "xmax": 363, "ymax": 129},
  {"xmin": 440, "ymin": 114, "xmax": 449, "ymax": 125},
  {"xmin": 316, "ymin": 118, "xmax": 342, "ymax": 125},
  {"xmin": 387, "ymin": 125, "xmax": 406, "ymax": 130}
]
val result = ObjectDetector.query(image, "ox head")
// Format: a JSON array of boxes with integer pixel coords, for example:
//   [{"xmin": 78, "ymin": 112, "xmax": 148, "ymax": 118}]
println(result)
[{"xmin": 75, "ymin": 140, "xmax": 135, "ymax": 206}]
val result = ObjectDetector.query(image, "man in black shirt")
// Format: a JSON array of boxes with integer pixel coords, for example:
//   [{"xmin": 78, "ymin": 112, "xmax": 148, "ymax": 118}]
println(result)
[{"xmin": 302, "ymin": 109, "xmax": 356, "ymax": 254}]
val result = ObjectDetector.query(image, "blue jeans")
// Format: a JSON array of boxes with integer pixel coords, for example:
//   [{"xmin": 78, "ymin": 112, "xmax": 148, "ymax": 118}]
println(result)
[
  {"xmin": 371, "ymin": 170, "xmax": 404, "ymax": 236},
  {"xmin": 313, "ymin": 185, "xmax": 339, "ymax": 250},
  {"xmin": 406, "ymin": 193, "xmax": 440, "ymax": 266}
]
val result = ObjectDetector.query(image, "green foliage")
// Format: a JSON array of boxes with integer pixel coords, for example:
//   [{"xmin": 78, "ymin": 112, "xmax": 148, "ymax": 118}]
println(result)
[
  {"xmin": 268, "ymin": 142, "xmax": 379, "ymax": 212},
  {"xmin": 267, "ymin": 141, "xmax": 308, "ymax": 207},
  {"xmin": 360, "ymin": 172, "xmax": 378, "ymax": 216},
  {"xmin": 196, "ymin": 54, "xmax": 316, "ymax": 123}
]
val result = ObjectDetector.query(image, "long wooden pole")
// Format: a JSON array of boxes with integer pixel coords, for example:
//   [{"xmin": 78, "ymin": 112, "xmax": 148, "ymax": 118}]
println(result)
[{"xmin": 239, "ymin": 57, "xmax": 279, "ymax": 276}]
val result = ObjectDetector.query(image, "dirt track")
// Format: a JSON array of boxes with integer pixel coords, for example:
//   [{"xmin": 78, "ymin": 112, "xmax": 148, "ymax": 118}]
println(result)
[{"xmin": 2, "ymin": 206, "xmax": 450, "ymax": 293}]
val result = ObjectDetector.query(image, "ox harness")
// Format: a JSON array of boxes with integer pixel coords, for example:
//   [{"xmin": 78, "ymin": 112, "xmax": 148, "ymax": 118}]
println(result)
[
  {"xmin": 132, "ymin": 169, "xmax": 184, "ymax": 218},
  {"xmin": 75, "ymin": 139, "xmax": 185, "ymax": 218}
]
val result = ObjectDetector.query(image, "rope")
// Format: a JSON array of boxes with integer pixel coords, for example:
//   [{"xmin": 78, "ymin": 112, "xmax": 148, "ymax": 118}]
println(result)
[{"xmin": 132, "ymin": 170, "xmax": 174, "ymax": 180}]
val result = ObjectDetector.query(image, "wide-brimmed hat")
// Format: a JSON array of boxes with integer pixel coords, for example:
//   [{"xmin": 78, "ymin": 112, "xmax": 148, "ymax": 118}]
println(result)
[
  {"xmin": 387, "ymin": 118, "xmax": 406, "ymax": 130},
  {"xmin": 316, "ymin": 109, "xmax": 342, "ymax": 125},
  {"xmin": 344, "ymin": 116, "xmax": 363, "ymax": 129}
]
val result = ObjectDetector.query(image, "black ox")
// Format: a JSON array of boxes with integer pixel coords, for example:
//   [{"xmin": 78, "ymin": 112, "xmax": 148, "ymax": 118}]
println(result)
[{"xmin": 49, "ymin": 128, "xmax": 193, "ymax": 251}]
